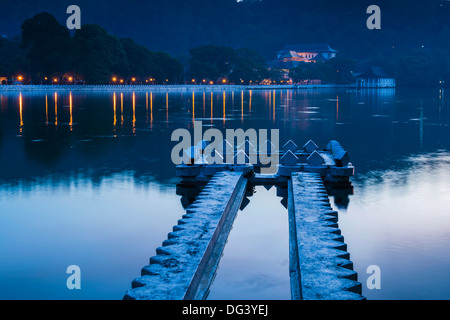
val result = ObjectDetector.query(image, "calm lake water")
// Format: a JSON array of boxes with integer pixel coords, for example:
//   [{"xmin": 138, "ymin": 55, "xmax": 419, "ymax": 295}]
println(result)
[{"xmin": 0, "ymin": 87, "xmax": 449, "ymax": 300}]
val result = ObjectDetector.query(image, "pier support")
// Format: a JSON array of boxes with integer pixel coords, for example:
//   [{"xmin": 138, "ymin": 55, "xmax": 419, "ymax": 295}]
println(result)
[{"xmin": 288, "ymin": 172, "xmax": 364, "ymax": 300}]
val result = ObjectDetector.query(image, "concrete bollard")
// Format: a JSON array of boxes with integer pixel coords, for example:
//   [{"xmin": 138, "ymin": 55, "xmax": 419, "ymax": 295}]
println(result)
[
  {"xmin": 281, "ymin": 150, "xmax": 299, "ymax": 166},
  {"xmin": 303, "ymin": 140, "xmax": 319, "ymax": 153},
  {"xmin": 222, "ymin": 139, "xmax": 234, "ymax": 154},
  {"xmin": 261, "ymin": 140, "xmax": 276, "ymax": 155},
  {"xmin": 307, "ymin": 150, "xmax": 325, "ymax": 166},
  {"xmin": 282, "ymin": 140, "xmax": 298, "ymax": 154},
  {"xmin": 233, "ymin": 150, "xmax": 251, "ymax": 164},
  {"xmin": 325, "ymin": 141, "xmax": 350, "ymax": 167},
  {"xmin": 238, "ymin": 140, "xmax": 256, "ymax": 155},
  {"xmin": 184, "ymin": 146, "xmax": 201, "ymax": 165}
]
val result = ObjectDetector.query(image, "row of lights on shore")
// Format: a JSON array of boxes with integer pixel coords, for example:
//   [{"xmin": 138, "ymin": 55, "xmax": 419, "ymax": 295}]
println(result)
[
  {"xmin": 14, "ymin": 75, "xmax": 292, "ymax": 85},
  {"xmin": 112, "ymin": 77, "xmax": 161, "ymax": 84},
  {"xmin": 111, "ymin": 77, "xmax": 228, "ymax": 85},
  {"xmin": 16, "ymin": 75, "xmax": 73, "ymax": 83},
  {"xmin": 16, "ymin": 75, "xmax": 228, "ymax": 84}
]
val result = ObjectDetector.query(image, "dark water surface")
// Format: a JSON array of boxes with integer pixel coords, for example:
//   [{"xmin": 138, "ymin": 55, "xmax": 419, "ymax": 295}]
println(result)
[{"xmin": 0, "ymin": 88, "xmax": 449, "ymax": 300}]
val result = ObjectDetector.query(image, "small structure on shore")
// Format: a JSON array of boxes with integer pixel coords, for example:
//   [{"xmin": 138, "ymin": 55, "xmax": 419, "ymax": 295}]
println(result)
[
  {"xmin": 270, "ymin": 43, "xmax": 338, "ymax": 69},
  {"xmin": 353, "ymin": 66, "xmax": 396, "ymax": 88},
  {"xmin": 267, "ymin": 43, "xmax": 338, "ymax": 83}
]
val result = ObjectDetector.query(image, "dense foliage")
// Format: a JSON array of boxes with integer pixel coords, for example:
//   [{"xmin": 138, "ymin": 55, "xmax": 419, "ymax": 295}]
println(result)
[{"xmin": 0, "ymin": 13, "xmax": 184, "ymax": 84}]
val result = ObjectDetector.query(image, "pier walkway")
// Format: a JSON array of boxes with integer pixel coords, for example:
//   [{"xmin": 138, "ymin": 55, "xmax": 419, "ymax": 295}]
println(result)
[
  {"xmin": 124, "ymin": 171, "xmax": 247, "ymax": 300},
  {"xmin": 288, "ymin": 172, "xmax": 363, "ymax": 300}
]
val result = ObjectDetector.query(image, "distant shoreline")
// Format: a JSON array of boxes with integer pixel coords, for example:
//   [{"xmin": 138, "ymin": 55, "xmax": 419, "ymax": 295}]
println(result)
[
  {"xmin": 0, "ymin": 84, "xmax": 368, "ymax": 92},
  {"xmin": 0, "ymin": 83, "xmax": 398, "ymax": 93}
]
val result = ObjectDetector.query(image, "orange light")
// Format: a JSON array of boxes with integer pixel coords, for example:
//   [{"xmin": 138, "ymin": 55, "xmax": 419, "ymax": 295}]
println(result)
[
  {"xmin": 120, "ymin": 79, "xmax": 124, "ymax": 83},
  {"xmin": 53, "ymin": 78, "xmax": 58, "ymax": 83},
  {"xmin": 192, "ymin": 79, "xmax": 195, "ymax": 83},
  {"xmin": 68, "ymin": 77, "xmax": 73, "ymax": 82},
  {"xmin": 132, "ymin": 77, "xmax": 136, "ymax": 82},
  {"xmin": 222, "ymin": 79, "xmax": 226, "ymax": 83},
  {"xmin": 112, "ymin": 77, "xmax": 117, "ymax": 82},
  {"xmin": 203, "ymin": 79, "xmax": 206, "ymax": 83},
  {"xmin": 18, "ymin": 76, "xmax": 23, "ymax": 81},
  {"xmin": 45, "ymin": 77, "xmax": 48, "ymax": 80},
  {"xmin": 210, "ymin": 81, "xmax": 214, "ymax": 85}
]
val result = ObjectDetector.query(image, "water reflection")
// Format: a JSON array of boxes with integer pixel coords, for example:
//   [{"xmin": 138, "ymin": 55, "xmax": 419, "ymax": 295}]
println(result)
[
  {"xmin": 45, "ymin": 94, "xmax": 48, "ymax": 125},
  {"xmin": 207, "ymin": 185, "xmax": 291, "ymax": 300},
  {"xmin": 0, "ymin": 88, "xmax": 450, "ymax": 299},
  {"xmin": 132, "ymin": 92, "xmax": 136, "ymax": 134},
  {"xmin": 19, "ymin": 93, "xmax": 23, "ymax": 133},
  {"xmin": 54, "ymin": 92, "xmax": 58, "ymax": 127},
  {"xmin": 121, "ymin": 92, "xmax": 124, "ymax": 128},
  {"xmin": 2, "ymin": 88, "xmax": 449, "ymax": 188},
  {"xmin": 113, "ymin": 92, "xmax": 117, "ymax": 130},
  {"xmin": 340, "ymin": 151, "xmax": 450, "ymax": 299},
  {"xmin": 223, "ymin": 91, "xmax": 226, "ymax": 125}
]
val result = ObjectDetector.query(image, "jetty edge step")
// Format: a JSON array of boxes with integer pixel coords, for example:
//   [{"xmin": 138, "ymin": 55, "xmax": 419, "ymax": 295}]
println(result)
[
  {"xmin": 123, "ymin": 171, "xmax": 247, "ymax": 300},
  {"xmin": 288, "ymin": 172, "xmax": 365, "ymax": 300}
]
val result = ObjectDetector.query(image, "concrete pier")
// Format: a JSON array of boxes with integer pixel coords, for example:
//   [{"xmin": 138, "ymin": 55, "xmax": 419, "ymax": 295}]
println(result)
[
  {"xmin": 125, "ymin": 139, "xmax": 362, "ymax": 300},
  {"xmin": 124, "ymin": 171, "xmax": 247, "ymax": 300},
  {"xmin": 288, "ymin": 172, "xmax": 364, "ymax": 300}
]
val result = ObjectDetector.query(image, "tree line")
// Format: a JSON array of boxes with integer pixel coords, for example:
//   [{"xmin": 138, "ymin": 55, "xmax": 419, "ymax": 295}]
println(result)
[
  {"xmin": 0, "ymin": 12, "xmax": 184, "ymax": 84},
  {"xmin": 0, "ymin": 12, "xmax": 281, "ymax": 85},
  {"xmin": 0, "ymin": 12, "xmax": 370, "ymax": 87}
]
